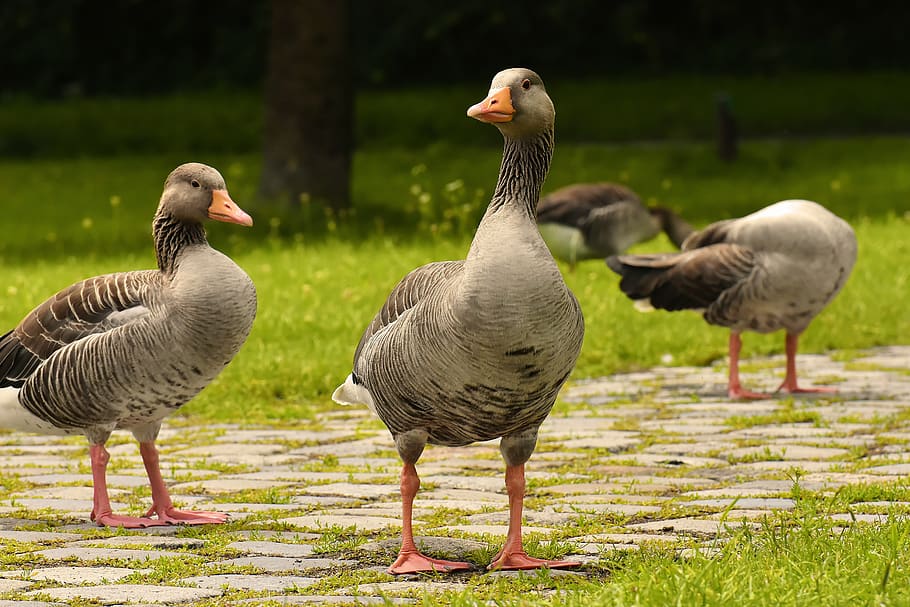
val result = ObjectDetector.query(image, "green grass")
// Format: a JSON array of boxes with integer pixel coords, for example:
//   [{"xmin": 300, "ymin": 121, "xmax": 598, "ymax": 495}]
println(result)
[
  {"xmin": 419, "ymin": 493, "xmax": 910, "ymax": 603},
  {"xmin": 583, "ymin": 518, "xmax": 909, "ymax": 606},
  {"xmin": 392, "ymin": 502, "xmax": 910, "ymax": 606}
]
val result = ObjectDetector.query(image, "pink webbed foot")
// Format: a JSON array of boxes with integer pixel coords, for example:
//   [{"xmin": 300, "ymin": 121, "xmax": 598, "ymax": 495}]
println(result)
[
  {"xmin": 775, "ymin": 334, "xmax": 838, "ymax": 396},
  {"xmin": 144, "ymin": 505, "xmax": 229, "ymax": 525},
  {"xmin": 92, "ymin": 509, "xmax": 168, "ymax": 528},
  {"xmin": 789, "ymin": 386, "xmax": 839, "ymax": 394},
  {"xmin": 488, "ymin": 550, "xmax": 581, "ymax": 571},
  {"xmin": 776, "ymin": 381, "xmax": 839, "ymax": 395},
  {"xmin": 389, "ymin": 550, "xmax": 472, "ymax": 575},
  {"xmin": 728, "ymin": 386, "xmax": 772, "ymax": 400}
]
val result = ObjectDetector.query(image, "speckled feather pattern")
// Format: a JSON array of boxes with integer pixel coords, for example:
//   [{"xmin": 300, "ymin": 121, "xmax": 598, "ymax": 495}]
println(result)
[
  {"xmin": 350, "ymin": 126, "xmax": 584, "ymax": 460},
  {"xmin": 0, "ymin": 209, "xmax": 256, "ymax": 445}
]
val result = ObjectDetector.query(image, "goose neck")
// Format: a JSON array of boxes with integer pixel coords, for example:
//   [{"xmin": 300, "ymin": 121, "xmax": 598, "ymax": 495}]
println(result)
[
  {"xmin": 152, "ymin": 212, "xmax": 207, "ymax": 273},
  {"xmin": 651, "ymin": 207, "xmax": 695, "ymax": 248},
  {"xmin": 489, "ymin": 129, "xmax": 553, "ymax": 218}
]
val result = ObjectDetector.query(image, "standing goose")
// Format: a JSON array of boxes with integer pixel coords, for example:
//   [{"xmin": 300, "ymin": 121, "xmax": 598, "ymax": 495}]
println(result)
[
  {"xmin": 0, "ymin": 163, "xmax": 257, "ymax": 527},
  {"xmin": 607, "ymin": 200, "xmax": 856, "ymax": 399},
  {"xmin": 536, "ymin": 182, "xmax": 693, "ymax": 270},
  {"xmin": 333, "ymin": 68, "xmax": 584, "ymax": 573}
]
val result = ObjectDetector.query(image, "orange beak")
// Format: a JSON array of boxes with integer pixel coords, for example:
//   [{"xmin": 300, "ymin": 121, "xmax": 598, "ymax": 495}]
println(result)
[
  {"xmin": 467, "ymin": 87, "xmax": 515, "ymax": 123},
  {"xmin": 208, "ymin": 189, "xmax": 253, "ymax": 226}
]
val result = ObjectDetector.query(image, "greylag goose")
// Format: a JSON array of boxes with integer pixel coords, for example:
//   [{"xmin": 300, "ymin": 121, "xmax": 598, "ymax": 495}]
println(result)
[
  {"xmin": 607, "ymin": 200, "xmax": 856, "ymax": 399},
  {"xmin": 0, "ymin": 163, "xmax": 257, "ymax": 527},
  {"xmin": 333, "ymin": 68, "xmax": 584, "ymax": 573},
  {"xmin": 536, "ymin": 182, "xmax": 693, "ymax": 270}
]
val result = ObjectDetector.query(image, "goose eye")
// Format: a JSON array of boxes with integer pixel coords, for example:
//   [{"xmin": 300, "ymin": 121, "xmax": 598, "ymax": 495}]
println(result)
[
  {"xmin": 521, "ymin": 79, "xmax": 531, "ymax": 90},
  {"xmin": 191, "ymin": 180, "xmax": 201, "ymax": 188}
]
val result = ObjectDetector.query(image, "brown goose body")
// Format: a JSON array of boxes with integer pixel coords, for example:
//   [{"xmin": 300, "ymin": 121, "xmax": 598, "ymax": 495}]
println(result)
[
  {"xmin": 334, "ymin": 68, "xmax": 583, "ymax": 573},
  {"xmin": 607, "ymin": 199, "xmax": 856, "ymax": 398},
  {"xmin": 536, "ymin": 182, "xmax": 693, "ymax": 268},
  {"xmin": 0, "ymin": 163, "xmax": 257, "ymax": 527}
]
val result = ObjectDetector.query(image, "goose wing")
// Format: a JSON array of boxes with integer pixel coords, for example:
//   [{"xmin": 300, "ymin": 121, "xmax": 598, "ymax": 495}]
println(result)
[
  {"xmin": 681, "ymin": 218, "xmax": 737, "ymax": 250},
  {"xmin": 352, "ymin": 261, "xmax": 463, "ymax": 367},
  {"xmin": 607, "ymin": 243, "xmax": 757, "ymax": 311},
  {"xmin": 0, "ymin": 270, "xmax": 156, "ymax": 388}
]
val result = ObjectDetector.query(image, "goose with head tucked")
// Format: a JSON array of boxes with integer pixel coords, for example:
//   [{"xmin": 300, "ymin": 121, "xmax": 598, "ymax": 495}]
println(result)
[
  {"xmin": 0, "ymin": 163, "xmax": 257, "ymax": 527},
  {"xmin": 333, "ymin": 68, "xmax": 584, "ymax": 573},
  {"xmin": 607, "ymin": 200, "xmax": 856, "ymax": 399},
  {"xmin": 537, "ymin": 182, "xmax": 694, "ymax": 269}
]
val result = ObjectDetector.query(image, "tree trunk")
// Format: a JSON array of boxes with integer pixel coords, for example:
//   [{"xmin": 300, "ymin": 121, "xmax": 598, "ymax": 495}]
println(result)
[{"xmin": 260, "ymin": 0, "xmax": 352, "ymax": 210}]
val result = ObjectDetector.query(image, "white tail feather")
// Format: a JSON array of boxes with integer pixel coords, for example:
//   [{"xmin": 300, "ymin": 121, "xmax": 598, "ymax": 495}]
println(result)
[
  {"xmin": 633, "ymin": 299, "xmax": 654, "ymax": 312},
  {"xmin": 332, "ymin": 374, "xmax": 377, "ymax": 414},
  {"xmin": 0, "ymin": 387, "xmax": 70, "ymax": 435}
]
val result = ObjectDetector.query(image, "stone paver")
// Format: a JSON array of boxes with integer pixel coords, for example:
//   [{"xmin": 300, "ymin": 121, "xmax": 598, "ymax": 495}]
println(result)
[
  {"xmin": 218, "ymin": 556, "xmax": 358, "ymax": 573},
  {"xmin": 0, "ymin": 346, "xmax": 909, "ymax": 605},
  {"xmin": 184, "ymin": 574, "xmax": 318, "ymax": 592},
  {"xmin": 227, "ymin": 540, "xmax": 316, "ymax": 558},
  {"xmin": 1, "ymin": 566, "xmax": 139, "ymax": 584},
  {"xmin": 34, "ymin": 546, "xmax": 195, "ymax": 563},
  {"xmin": 25, "ymin": 584, "xmax": 220, "ymax": 604}
]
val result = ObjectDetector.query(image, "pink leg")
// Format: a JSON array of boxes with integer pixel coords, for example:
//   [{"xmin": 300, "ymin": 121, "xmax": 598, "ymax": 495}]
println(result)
[
  {"xmin": 776, "ymin": 333, "xmax": 838, "ymax": 394},
  {"xmin": 728, "ymin": 332, "xmax": 770, "ymax": 400},
  {"xmin": 89, "ymin": 444, "xmax": 167, "ymax": 528},
  {"xmin": 488, "ymin": 464, "xmax": 580, "ymax": 571},
  {"xmin": 139, "ymin": 442, "xmax": 228, "ymax": 525},
  {"xmin": 389, "ymin": 462, "xmax": 471, "ymax": 574}
]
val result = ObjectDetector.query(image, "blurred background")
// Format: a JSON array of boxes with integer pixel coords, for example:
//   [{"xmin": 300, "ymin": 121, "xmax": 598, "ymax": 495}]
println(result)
[
  {"xmin": 5, "ymin": 1, "xmax": 910, "ymax": 95},
  {"xmin": 3, "ymin": 1, "xmax": 909, "ymax": 234},
  {"xmin": 2, "ymin": 0, "xmax": 909, "ymax": 226}
]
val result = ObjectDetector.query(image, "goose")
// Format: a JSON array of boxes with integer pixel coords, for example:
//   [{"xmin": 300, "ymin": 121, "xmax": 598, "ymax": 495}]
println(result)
[
  {"xmin": 536, "ymin": 182, "xmax": 693, "ymax": 270},
  {"xmin": 606, "ymin": 200, "xmax": 856, "ymax": 399},
  {"xmin": 333, "ymin": 68, "xmax": 584, "ymax": 573},
  {"xmin": 0, "ymin": 163, "xmax": 257, "ymax": 527}
]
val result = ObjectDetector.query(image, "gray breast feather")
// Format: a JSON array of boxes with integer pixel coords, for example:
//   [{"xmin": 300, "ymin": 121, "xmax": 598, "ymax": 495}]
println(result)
[
  {"xmin": 352, "ymin": 254, "xmax": 583, "ymax": 447},
  {"xmin": 104, "ymin": 306, "xmax": 151, "ymax": 327}
]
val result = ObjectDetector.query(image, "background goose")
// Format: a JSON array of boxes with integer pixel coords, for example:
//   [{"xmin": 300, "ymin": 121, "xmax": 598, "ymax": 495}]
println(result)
[
  {"xmin": 607, "ymin": 200, "xmax": 856, "ymax": 399},
  {"xmin": 334, "ymin": 68, "xmax": 584, "ymax": 573},
  {"xmin": 0, "ymin": 163, "xmax": 257, "ymax": 527},
  {"xmin": 536, "ymin": 182, "xmax": 693, "ymax": 270}
]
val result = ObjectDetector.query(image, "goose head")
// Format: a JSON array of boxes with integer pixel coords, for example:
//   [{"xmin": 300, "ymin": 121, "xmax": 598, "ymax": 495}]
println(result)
[
  {"xmin": 158, "ymin": 163, "xmax": 253, "ymax": 227},
  {"xmin": 467, "ymin": 68, "xmax": 554, "ymax": 140}
]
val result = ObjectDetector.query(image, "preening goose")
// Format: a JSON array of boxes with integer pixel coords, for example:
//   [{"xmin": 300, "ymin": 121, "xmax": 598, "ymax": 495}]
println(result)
[
  {"xmin": 0, "ymin": 163, "xmax": 257, "ymax": 527},
  {"xmin": 333, "ymin": 68, "xmax": 584, "ymax": 573},
  {"xmin": 536, "ymin": 182, "xmax": 693, "ymax": 269},
  {"xmin": 607, "ymin": 200, "xmax": 856, "ymax": 399}
]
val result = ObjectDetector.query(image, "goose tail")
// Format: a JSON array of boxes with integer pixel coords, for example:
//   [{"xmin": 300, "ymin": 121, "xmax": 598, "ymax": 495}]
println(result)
[
  {"xmin": 606, "ymin": 253, "xmax": 684, "ymax": 305},
  {"xmin": 0, "ymin": 386, "xmax": 68, "ymax": 435},
  {"xmin": 332, "ymin": 373, "xmax": 377, "ymax": 414},
  {"xmin": 0, "ymin": 386, "xmax": 20, "ymax": 419}
]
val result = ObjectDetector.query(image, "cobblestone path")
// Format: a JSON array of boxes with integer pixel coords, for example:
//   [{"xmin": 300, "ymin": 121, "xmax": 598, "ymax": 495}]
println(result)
[{"xmin": 0, "ymin": 346, "xmax": 908, "ymax": 605}]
